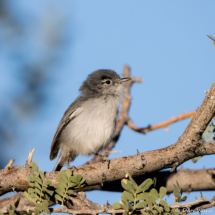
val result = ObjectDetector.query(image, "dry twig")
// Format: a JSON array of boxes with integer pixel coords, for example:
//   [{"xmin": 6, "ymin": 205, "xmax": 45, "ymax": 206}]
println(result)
[
  {"xmin": 4, "ymin": 159, "xmax": 15, "ymax": 168},
  {"xmin": 127, "ymin": 111, "xmax": 196, "ymax": 133}
]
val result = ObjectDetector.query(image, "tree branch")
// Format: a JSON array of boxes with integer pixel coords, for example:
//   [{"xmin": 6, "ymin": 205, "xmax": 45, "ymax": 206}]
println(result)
[
  {"xmin": 1, "ymin": 139, "xmax": 215, "ymax": 197},
  {"xmin": 127, "ymin": 111, "xmax": 196, "ymax": 134},
  {"xmin": 83, "ymin": 167, "xmax": 215, "ymax": 194}
]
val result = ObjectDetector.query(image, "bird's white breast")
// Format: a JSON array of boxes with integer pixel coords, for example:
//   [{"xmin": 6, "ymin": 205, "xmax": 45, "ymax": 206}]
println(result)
[{"xmin": 60, "ymin": 94, "xmax": 122, "ymax": 155}]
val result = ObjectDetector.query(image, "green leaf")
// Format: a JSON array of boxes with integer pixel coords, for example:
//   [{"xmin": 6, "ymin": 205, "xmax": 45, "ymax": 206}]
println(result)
[
  {"xmin": 42, "ymin": 200, "xmax": 49, "ymax": 209},
  {"xmin": 154, "ymin": 204, "xmax": 162, "ymax": 214},
  {"xmin": 148, "ymin": 193, "xmax": 157, "ymax": 203},
  {"xmin": 57, "ymin": 178, "xmax": 68, "ymax": 188},
  {"xmin": 44, "ymin": 180, "xmax": 52, "ymax": 186},
  {"xmin": 133, "ymin": 201, "xmax": 147, "ymax": 209},
  {"xmin": 136, "ymin": 192, "xmax": 150, "ymax": 201},
  {"xmin": 34, "ymin": 208, "xmax": 40, "ymax": 214},
  {"xmin": 28, "ymin": 188, "xmax": 35, "ymax": 194},
  {"xmin": 164, "ymin": 206, "xmax": 170, "ymax": 212},
  {"xmin": 67, "ymin": 189, "xmax": 74, "ymax": 195},
  {"xmin": 30, "ymin": 168, "xmax": 36, "ymax": 176},
  {"xmin": 45, "ymin": 207, "xmax": 51, "ymax": 214},
  {"xmin": 205, "ymin": 133, "xmax": 210, "ymax": 140},
  {"xmin": 45, "ymin": 189, "xmax": 54, "ymax": 196},
  {"xmin": 33, "ymin": 176, "xmax": 43, "ymax": 185},
  {"xmin": 158, "ymin": 199, "xmax": 168, "ymax": 206},
  {"xmin": 173, "ymin": 184, "xmax": 180, "ymax": 192},
  {"xmin": 128, "ymin": 202, "xmax": 133, "ymax": 211},
  {"xmin": 68, "ymin": 181, "xmax": 77, "ymax": 188},
  {"xmin": 136, "ymin": 178, "xmax": 153, "ymax": 194},
  {"xmin": 150, "ymin": 188, "xmax": 159, "ymax": 200},
  {"xmin": 74, "ymin": 174, "xmax": 82, "ymax": 182},
  {"xmin": 145, "ymin": 198, "xmax": 153, "ymax": 209},
  {"xmin": 140, "ymin": 210, "xmax": 150, "ymax": 215},
  {"xmin": 66, "ymin": 169, "xmax": 71, "ymax": 178},
  {"xmin": 159, "ymin": 186, "xmax": 167, "ymax": 199},
  {"xmin": 31, "ymin": 162, "xmax": 38, "ymax": 172},
  {"xmin": 9, "ymin": 205, "xmax": 15, "ymax": 211},
  {"xmin": 123, "ymin": 211, "xmax": 128, "ymax": 215},
  {"xmin": 176, "ymin": 196, "xmax": 181, "ymax": 203},
  {"xmin": 9, "ymin": 210, "xmax": 16, "ymax": 215},
  {"xmin": 35, "ymin": 181, "xmax": 41, "ymax": 190},
  {"xmin": 29, "ymin": 182, "xmax": 35, "ymax": 187},
  {"xmin": 59, "ymin": 171, "xmax": 68, "ymax": 181},
  {"xmin": 55, "ymin": 188, "xmax": 65, "ymax": 196},
  {"xmin": 121, "ymin": 198, "xmax": 129, "ymax": 211},
  {"xmin": 27, "ymin": 176, "xmax": 35, "ymax": 182},
  {"xmin": 151, "ymin": 209, "xmax": 158, "ymax": 215},
  {"xmin": 70, "ymin": 176, "xmax": 77, "ymax": 183},
  {"xmin": 173, "ymin": 190, "xmax": 181, "ymax": 198},
  {"xmin": 125, "ymin": 171, "xmax": 138, "ymax": 190},
  {"xmin": 181, "ymin": 196, "xmax": 187, "ymax": 201},
  {"xmin": 79, "ymin": 177, "xmax": 86, "ymax": 185},
  {"xmin": 176, "ymin": 181, "xmax": 181, "ymax": 190},
  {"xmin": 112, "ymin": 202, "xmax": 122, "ymax": 209},
  {"xmin": 122, "ymin": 191, "xmax": 134, "ymax": 202},
  {"xmin": 64, "ymin": 194, "xmax": 69, "ymax": 200},
  {"xmin": 39, "ymin": 170, "xmax": 45, "ymax": 181},
  {"xmin": 55, "ymin": 194, "xmax": 63, "ymax": 202},
  {"xmin": 121, "ymin": 179, "xmax": 135, "ymax": 194},
  {"xmin": 35, "ymin": 203, "xmax": 43, "ymax": 212}
]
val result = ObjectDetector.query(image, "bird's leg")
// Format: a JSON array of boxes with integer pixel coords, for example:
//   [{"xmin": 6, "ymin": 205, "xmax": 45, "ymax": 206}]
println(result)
[
  {"xmin": 67, "ymin": 152, "xmax": 76, "ymax": 170},
  {"xmin": 95, "ymin": 153, "xmax": 110, "ymax": 168}
]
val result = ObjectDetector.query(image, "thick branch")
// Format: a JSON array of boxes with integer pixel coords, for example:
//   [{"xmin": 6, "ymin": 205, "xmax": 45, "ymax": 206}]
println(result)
[
  {"xmin": 1, "ymin": 140, "xmax": 215, "ymax": 197},
  {"xmin": 127, "ymin": 111, "xmax": 196, "ymax": 133},
  {"xmin": 84, "ymin": 167, "xmax": 215, "ymax": 194},
  {"xmin": 2, "ymin": 166, "xmax": 215, "ymax": 210}
]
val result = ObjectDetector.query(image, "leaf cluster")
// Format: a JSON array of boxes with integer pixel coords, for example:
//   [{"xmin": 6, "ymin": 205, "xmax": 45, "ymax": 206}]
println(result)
[
  {"xmin": 24, "ymin": 162, "xmax": 54, "ymax": 215},
  {"xmin": 172, "ymin": 181, "xmax": 187, "ymax": 204},
  {"xmin": 0, "ymin": 196, "xmax": 21, "ymax": 215},
  {"xmin": 113, "ymin": 172, "xmax": 180, "ymax": 215},
  {"xmin": 55, "ymin": 169, "xmax": 86, "ymax": 205}
]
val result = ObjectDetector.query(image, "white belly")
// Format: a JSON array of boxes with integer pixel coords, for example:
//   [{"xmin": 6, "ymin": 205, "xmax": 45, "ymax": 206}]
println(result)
[{"xmin": 60, "ymin": 97, "xmax": 120, "ymax": 155}]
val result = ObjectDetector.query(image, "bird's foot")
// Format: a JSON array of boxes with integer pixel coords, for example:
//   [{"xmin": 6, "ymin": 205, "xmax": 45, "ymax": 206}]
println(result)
[
  {"xmin": 95, "ymin": 153, "xmax": 110, "ymax": 168},
  {"xmin": 67, "ymin": 163, "xmax": 76, "ymax": 170},
  {"xmin": 67, "ymin": 157, "xmax": 76, "ymax": 170}
]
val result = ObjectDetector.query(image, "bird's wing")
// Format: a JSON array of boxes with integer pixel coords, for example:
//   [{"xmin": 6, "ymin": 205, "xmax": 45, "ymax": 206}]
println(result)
[{"xmin": 49, "ymin": 102, "xmax": 83, "ymax": 160}]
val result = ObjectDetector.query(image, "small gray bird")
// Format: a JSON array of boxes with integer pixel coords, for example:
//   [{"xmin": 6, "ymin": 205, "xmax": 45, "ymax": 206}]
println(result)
[{"xmin": 50, "ymin": 69, "xmax": 131, "ymax": 171}]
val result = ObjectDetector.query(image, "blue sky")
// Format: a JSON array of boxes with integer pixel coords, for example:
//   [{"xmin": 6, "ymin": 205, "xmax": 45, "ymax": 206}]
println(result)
[{"xmin": 1, "ymin": 1, "xmax": 215, "ymax": 214}]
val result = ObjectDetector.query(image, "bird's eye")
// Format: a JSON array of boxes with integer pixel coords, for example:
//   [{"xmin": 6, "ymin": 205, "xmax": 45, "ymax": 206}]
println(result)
[{"xmin": 106, "ymin": 80, "xmax": 111, "ymax": 84}]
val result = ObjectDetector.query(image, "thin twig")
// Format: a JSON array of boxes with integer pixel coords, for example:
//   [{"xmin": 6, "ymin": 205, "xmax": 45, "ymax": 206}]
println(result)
[
  {"xmin": 207, "ymin": 34, "xmax": 215, "ymax": 41},
  {"xmin": 4, "ymin": 159, "xmax": 15, "ymax": 168},
  {"xmin": 127, "ymin": 111, "xmax": 196, "ymax": 134},
  {"xmin": 26, "ymin": 148, "xmax": 35, "ymax": 165}
]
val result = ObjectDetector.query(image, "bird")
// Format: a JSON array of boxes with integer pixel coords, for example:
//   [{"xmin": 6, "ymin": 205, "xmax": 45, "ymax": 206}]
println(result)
[{"xmin": 50, "ymin": 69, "xmax": 131, "ymax": 171}]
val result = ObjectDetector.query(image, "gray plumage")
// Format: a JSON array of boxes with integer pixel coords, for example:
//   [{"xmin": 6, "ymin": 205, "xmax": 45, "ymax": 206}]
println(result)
[{"xmin": 50, "ymin": 69, "xmax": 131, "ymax": 171}]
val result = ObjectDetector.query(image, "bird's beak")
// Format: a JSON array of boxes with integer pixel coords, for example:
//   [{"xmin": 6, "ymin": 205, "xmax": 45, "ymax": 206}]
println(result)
[{"xmin": 119, "ymin": 77, "xmax": 132, "ymax": 83}]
